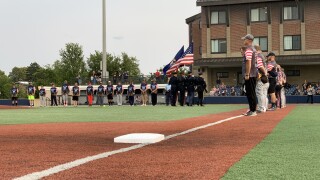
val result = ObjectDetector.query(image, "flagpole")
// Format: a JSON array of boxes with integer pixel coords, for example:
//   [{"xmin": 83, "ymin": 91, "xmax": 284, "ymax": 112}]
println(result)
[{"xmin": 102, "ymin": 0, "xmax": 108, "ymax": 83}]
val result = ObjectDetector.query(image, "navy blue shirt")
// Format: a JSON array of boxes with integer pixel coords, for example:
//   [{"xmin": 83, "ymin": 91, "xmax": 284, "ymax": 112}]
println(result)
[
  {"xmin": 39, "ymin": 88, "xmax": 46, "ymax": 96},
  {"xmin": 87, "ymin": 85, "xmax": 93, "ymax": 95}
]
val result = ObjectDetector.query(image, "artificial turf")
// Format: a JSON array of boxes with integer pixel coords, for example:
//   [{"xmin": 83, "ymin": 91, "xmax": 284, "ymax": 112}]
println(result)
[
  {"xmin": 0, "ymin": 105, "xmax": 244, "ymax": 125},
  {"xmin": 223, "ymin": 105, "xmax": 320, "ymax": 179}
]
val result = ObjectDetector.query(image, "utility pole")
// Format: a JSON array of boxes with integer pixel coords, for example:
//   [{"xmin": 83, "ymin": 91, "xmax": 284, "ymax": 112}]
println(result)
[{"xmin": 102, "ymin": 0, "xmax": 108, "ymax": 83}]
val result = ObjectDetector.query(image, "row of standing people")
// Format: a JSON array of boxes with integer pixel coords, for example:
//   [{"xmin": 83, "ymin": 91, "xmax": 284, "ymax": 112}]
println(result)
[
  {"xmin": 168, "ymin": 71, "xmax": 207, "ymax": 107},
  {"xmin": 241, "ymin": 34, "xmax": 287, "ymax": 116}
]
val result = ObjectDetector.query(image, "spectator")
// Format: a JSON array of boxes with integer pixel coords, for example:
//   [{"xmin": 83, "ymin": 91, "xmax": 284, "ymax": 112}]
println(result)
[
  {"xmin": 220, "ymin": 82, "xmax": 227, "ymax": 96},
  {"xmin": 302, "ymin": 80, "xmax": 308, "ymax": 95},
  {"xmin": 123, "ymin": 71, "xmax": 129, "ymax": 84},
  {"xmin": 155, "ymin": 70, "xmax": 161, "ymax": 81},
  {"xmin": 306, "ymin": 84, "xmax": 315, "ymax": 104},
  {"xmin": 230, "ymin": 87, "xmax": 236, "ymax": 96}
]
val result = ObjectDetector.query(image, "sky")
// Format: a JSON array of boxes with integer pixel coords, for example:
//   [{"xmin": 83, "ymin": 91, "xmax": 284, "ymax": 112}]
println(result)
[{"xmin": 0, "ymin": 0, "xmax": 200, "ymax": 75}]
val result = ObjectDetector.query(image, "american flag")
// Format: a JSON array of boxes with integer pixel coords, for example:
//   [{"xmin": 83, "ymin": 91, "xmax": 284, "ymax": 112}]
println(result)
[{"xmin": 166, "ymin": 44, "xmax": 194, "ymax": 74}]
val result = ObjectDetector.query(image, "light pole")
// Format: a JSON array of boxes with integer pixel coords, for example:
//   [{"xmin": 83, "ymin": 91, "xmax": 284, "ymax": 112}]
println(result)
[{"xmin": 102, "ymin": 0, "xmax": 108, "ymax": 83}]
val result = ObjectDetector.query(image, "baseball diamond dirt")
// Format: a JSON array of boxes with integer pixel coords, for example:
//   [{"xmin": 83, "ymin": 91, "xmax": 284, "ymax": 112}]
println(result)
[{"xmin": 0, "ymin": 106, "xmax": 295, "ymax": 179}]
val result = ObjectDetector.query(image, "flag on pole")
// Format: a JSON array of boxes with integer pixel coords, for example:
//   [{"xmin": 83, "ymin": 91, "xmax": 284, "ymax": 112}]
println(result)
[
  {"xmin": 167, "ymin": 43, "xmax": 194, "ymax": 74},
  {"xmin": 163, "ymin": 46, "xmax": 184, "ymax": 75}
]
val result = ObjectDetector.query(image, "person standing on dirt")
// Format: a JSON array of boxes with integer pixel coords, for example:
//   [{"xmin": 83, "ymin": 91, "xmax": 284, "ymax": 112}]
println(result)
[
  {"xmin": 50, "ymin": 83, "xmax": 58, "ymax": 106},
  {"xmin": 39, "ymin": 85, "xmax": 46, "ymax": 107},
  {"xmin": 11, "ymin": 83, "xmax": 19, "ymax": 106},
  {"xmin": 61, "ymin": 80, "xmax": 70, "ymax": 107},
  {"xmin": 86, "ymin": 82, "xmax": 94, "ymax": 107},
  {"xmin": 266, "ymin": 52, "xmax": 278, "ymax": 111},
  {"xmin": 241, "ymin": 34, "xmax": 258, "ymax": 116},
  {"xmin": 72, "ymin": 82, "xmax": 80, "ymax": 107},
  {"xmin": 27, "ymin": 82, "xmax": 35, "ymax": 107}
]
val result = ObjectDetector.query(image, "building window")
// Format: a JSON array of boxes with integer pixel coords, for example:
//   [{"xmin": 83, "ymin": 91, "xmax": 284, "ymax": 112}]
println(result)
[
  {"xmin": 283, "ymin": 6, "xmax": 299, "ymax": 20},
  {"xmin": 251, "ymin": 7, "xmax": 267, "ymax": 22},
  {"xmin": 253, "ymin": 37, "xmax": 268, "ymax": 51},
  {"xmin": 211, "ymin": 39, "xmax": 227, "ymax": 53},
  {"xmin": 286, "ymin": 70, "xmax": 300, "ymax": 77},
  {"xmin": 211, "ymin": 11, "xmax": 226, "ymax": 24},
  {"xmin": 217, "ymin": 72, "xmax": 229, "ymax": 78},
  {"xmin": 284, "ymin": 35, "xmax": 301, "ymax": 50}
]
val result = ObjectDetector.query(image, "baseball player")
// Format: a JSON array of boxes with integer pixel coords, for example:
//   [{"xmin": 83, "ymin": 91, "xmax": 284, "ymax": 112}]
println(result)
[
  {"xmin": 39, "ymin": 85, "xmax": 46, "ymax": 107},
  {"xmin": 27, "ymin": 82, "xmax": 35, "ymax": 107},
  {"xmin": 72, "ymin": 82, "xmax": 80, "ymax": 107},
  {"xmin": 150, "ymin": 79, "xmax": 158, "ymax": 106},
  {"xmin": 254, "ymin": 44, "xmax": 269, "ymax": 113},
  {"xmin": 96, "ymin": 82, "xmax": 105, "ymax": 106},
  {"xmin": 266, "ymin": 52, "xmax": 278, "ymax": 111},
  {"xmin": 127, "ymin": 81, "xmax": 135, "ymax": 106},
  {"xmin": 106, "ymin": 81, "xmax": 114, "ymax": 106},
  {"xmin": 61, "ymin": 80, "xmax": 70, "ymax": 107},
  {"xmin": 116, "ymin": 82, "xmax": 124, "ymax": 106},
  {"xmin": 86, "ymin": 82, "xmax": 94, "ymax": 106},
  {"xmin": 11, "ymin": 84, "xmax": 19, "ymax": 106},
  {"xmin": 50, "ymin": 83, "xmax": 58, "ymax": 106},
  {"xmin": 140, "ymin": 79, "xmax": 148, "ymax": 106}
]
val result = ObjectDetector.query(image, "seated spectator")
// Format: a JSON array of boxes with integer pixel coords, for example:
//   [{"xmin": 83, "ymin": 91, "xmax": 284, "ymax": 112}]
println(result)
[
  {"xmin": 220, "ymin": 82, "xmax": 227, "ymax": 96},
  {"xmin": 230, "ymin": 87, "xmax": 236, "ymax": 96}
]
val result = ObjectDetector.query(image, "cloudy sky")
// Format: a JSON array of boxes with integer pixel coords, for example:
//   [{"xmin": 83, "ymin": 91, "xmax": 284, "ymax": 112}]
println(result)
[{"xmin": 0, "ymin": 0, "xmax": 200, "ymax": 75}]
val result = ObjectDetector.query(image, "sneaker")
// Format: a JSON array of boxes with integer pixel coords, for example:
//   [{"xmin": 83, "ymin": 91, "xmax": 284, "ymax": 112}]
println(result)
[
  {"xmin": 245, "ymin": 111, "xmax": 257, "ymax": 116},
  {"xmin": 242, "ymin": 110, "xmax": 250, "ymax": 115},
  {"xmin": 267, "ymin": 107, "xmax": 276, "ymax": 111}
]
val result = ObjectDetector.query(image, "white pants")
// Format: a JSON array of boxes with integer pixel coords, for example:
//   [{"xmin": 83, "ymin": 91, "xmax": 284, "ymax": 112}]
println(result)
[
  {"xmin": 281, "ymin": 87, "xmax": 286, "ymax": 107},
  {"xmin": 117, "ymin": 94, "xmax": 122, "ymax": 105},
  {"xmin": 62, "ymin": 94, "xmax": 68, "ymax": 104},
  {"xmin": 40, "ymin": 96, "xmax": 46, "ymax": 107},
  {"xmin": 256, "ymin": 81, "xmax": 269, "ymax": 111}
]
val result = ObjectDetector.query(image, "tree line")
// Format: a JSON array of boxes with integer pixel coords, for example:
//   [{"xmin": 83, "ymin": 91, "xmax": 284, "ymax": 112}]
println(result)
[{"xmin": 0, "ymin": 43, "xmax": 141, "ymax": 99}]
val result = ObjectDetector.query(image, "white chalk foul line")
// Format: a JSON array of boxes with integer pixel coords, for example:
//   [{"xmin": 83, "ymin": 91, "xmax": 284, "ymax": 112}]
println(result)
[{"xmin": 14, "ymin": 114, "xmax": 244, "ymax": 180}]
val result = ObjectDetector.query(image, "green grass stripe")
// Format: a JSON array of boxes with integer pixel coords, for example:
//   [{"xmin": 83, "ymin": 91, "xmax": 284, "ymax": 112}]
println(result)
[
  {"xmin": 0, "ymin": 105, "xmax": 244, "ymax": 125},
  {"xmin": 223, "ymin": 105, "xmax": 320, "ymax": 180}
]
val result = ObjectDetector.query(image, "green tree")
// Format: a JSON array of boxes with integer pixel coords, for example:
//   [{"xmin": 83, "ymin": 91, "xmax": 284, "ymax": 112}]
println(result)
[
  {"xmin": 120, "ymin": 53, "xmax": 140, "ymax": 76},
  {"xmin": 8, "ymin": 67, "xmax": 27, "ymax": 82},
  {"xmin": 0, "ymin": 70, "xmax": 12, "ymax": 99},
  {"xmin": 56, "ymin": 43, "xmax": 87, "ymax": 84},
  {"xmin": 87, "ymin": 51, "xmax": 102, "ymax": 73},
  {"xmin": 26, "ymin": 62, "xmax": 41, "ymax": 81}
]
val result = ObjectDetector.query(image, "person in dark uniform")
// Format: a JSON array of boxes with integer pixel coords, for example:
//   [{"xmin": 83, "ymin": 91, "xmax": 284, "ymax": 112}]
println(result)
[
  {"xmin": 196, "ymin": 72, "xmax": 207, "ymax": 106},
  {"xmin": 96, "ymin": 82, "xmax": 105, "ymax": 106},
  {"xmin": 186, "ymin": 71, "xmax": 195, "ymax": 106},
  {"xmin": 86, "ymin": 82, "xmax": 94, "ymax": 107},
  {"xmin": 11, "ymin": 84, "xmax": 19, "ymax": 106},
  {"xmin": 72, "ymin": 82, "xmax": 80, "ymax": 107},
  {"xmin": 165, "ymin": 78, "xmax": 171, "ymax": 106},
  {"xmin": 178, "ymin": 72, "xmax": 187, "ymax": 106},
  {"xmin": 150, "ymin": 79, "xmax": 158, "ymax": 106},
  {"xmin": 50, "ymin": 83, "xmax": 58, "ymax": 106},
  {"xmin": 140, "ymin": 79, "xmax": 148, "ymax": 106},
  {"xmin": 128, "ymin": 81, "xmax": 135, "ymax": 106},
  {"xmin": 169, "ymin": 72, "xmax": 178, "ymax": 106},
  {"xmin": 106, "ymin": 81, "xmax": 114, "ymax": 106}
]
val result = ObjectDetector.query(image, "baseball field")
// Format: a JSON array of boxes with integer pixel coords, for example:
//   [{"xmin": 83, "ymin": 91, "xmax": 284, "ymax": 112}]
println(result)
[{"xmin": 0, "ymin": 104, "xmax": 319, "ymax": 179}]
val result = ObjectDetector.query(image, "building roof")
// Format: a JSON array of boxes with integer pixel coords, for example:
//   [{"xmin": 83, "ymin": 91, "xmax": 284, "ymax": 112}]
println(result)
[
  {"xmin": 186, "ymin": 13, "xmax": 201, "ymax": 24},
  {"xmin": 197, "ymin": 0, "xmax": 285, "ymax": 6},
  {"xmin": 194, "ymin": 54, "xmax": 320, "ymax": 67}
]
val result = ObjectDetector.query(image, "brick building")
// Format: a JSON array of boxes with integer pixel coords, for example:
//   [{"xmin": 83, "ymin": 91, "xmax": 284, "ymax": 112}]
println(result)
[{"xmin": 187, "ymin": 0, "xmax": 320, "ymax": 90}]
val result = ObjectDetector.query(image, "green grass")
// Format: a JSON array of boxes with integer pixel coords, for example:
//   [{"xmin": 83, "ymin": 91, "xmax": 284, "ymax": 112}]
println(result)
[
  {"xmin": 223, "ymin": 105, "xmax": 320, "ymax": 180},
  {"xmin": 0, "ymin": 105, "xmax": 244, "ymax": 125}
]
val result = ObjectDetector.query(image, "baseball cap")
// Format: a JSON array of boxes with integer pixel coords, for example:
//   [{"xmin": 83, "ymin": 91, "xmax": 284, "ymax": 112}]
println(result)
[
  {"xmin": 266, "ymin": 52, "xmax": 276, "ymax": 57},
  {"xmin": 241, "ymin": 34, "xmax": 254, "ymax": 40}
]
